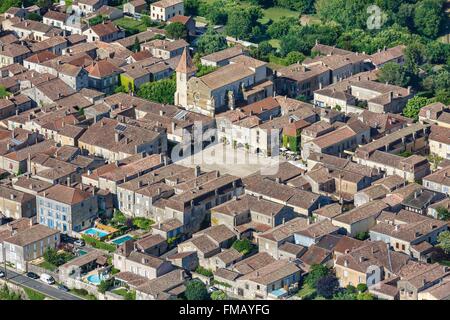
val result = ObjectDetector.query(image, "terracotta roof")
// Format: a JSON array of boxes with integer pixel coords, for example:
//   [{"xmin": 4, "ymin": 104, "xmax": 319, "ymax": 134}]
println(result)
[
  {"xmin": 90, "ymin": 22, "xmax": 120, "ymax": 37},
  {"xmin": 85, "ymin": 60, "xmax": 122, "ymax": 78},
  {"xmin": 151, "ymin": 0, "xmax": 183, "ymax": 8},
  {"xmin": 429, "ymin": 125, "xmax": 450, "ymax": 145},
  {"xmin": 5, "ymin": 224, "xmax": 58, "ymax": 247},
  {"xmin": 39, "ymin": 184, "xmax": 93, "ymax": 205},
  {"xmin": 175, "ymin": 47, "xmax": 197, "ymax": 74}
]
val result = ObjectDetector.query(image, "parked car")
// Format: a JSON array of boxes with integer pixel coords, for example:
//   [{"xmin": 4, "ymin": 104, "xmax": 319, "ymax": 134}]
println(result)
[
  {"xmin": 207, "ymin": 286, "xmax": 219, "ymax": 294},
  {"xmin": 74, "ymin": 239, "xmax": 85, "ymax": 247},
  {"xmin": 57, "ymin": 284, "xmax": 69, "ymax": 292},
  {"xmin": 26, "ymin": 272, "xmax": 39, "ymax": 279},
  {"xmin": 40, "ymin": 273, "xmax": 55, "ymax": 285},
  {"xmin": 0, "ymin": 270, "xmax": 5, "ymax": 278}
]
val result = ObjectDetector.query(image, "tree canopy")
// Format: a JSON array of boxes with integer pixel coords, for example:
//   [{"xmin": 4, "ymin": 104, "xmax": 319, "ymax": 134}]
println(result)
[
  {"xmin": 185, "ymin": 280, "xmax": 210, "ymax": 300},
  {"xmin": 196, "ymin": 28, "xmax": 228, "ymax": 56},
  {"xmin": 137, "ymin": 78, "xmax": 176, "ymax": 105}
]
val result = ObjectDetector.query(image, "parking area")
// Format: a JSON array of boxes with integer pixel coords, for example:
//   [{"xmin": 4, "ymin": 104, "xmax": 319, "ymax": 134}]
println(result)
[{"xmin": 175, "ymin": 143, "xmax": 285, "ymax": 177}]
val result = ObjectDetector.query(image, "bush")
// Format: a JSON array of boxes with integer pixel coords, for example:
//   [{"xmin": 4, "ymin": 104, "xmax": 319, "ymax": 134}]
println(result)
[
  {"xmin": 356, "ymin": 283, "xmax": 368, "ymax": 293},
  {"xmin": 98, "ymin": 278, "xmax": 114, "ymax": 294},
  {"xmin": 211, "ymin": 290, "xmax": 228, "ymax": 300},
  {"xmin": 132, "ymin": 217, "xmax": 154, "ymax": 231},
  {"xmin": 195, "ymin": 266, "xmax": 213, "ymax": 278},
  {"xmin": 304, "ymin": 264, "xmax": 330, "ymax": 287},
  {"xmin": 24, "ymin": 288, "xmax": 45, "ymax": 300},
  {"xmin": 81, "ymin": 235, "xmax": 116, "ymax": 253}
]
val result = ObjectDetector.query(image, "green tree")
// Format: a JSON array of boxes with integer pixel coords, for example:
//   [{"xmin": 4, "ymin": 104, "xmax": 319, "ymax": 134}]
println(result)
[
  {"xmin": 211, "ymin": 290, "xmax": 228, "ymax": 300},
  {"xmin": 185, "ymin": 280, "xmax": 210, "ymax": 300},
  {"xmin": 315, "ymin": 0, "xmax": 372, "ymax": 30},
  {"xmin": 356, "ymin": 283, "xmax": 368, "ymax": 293},
  {"xmin": 403, "ymin": 96, "xmax": 429, "ymax": 121},
  {"xmin": 249, "ymin": 41, "xmax": 275, "ymax": 61},
  {"xmin": 232, "ymin": 238, "xmax": 254, "ymax": 255},
  {"xmin": 276, "ymin": 0, "xmax": 315, "ymax": 13},
  {"xmin": 196, "ymin": 28, "xmax": 227, "ymax": 55},
  {"xmin": 436, "ymin": 207, "xmax": 450, "ymax": 221},
  {"xmin": 185, "ymin": 0, "xmax": 200, "ymax": 15},
  {"xmin": 132, "ymin": 36, "xmax": 140, "ymax": 53},
  {"xmin": 267, "ymin": 16, "xmax": 298, "ymax": 39},
  {"xmin": 378, "ymin": 62, "xmax": 410, "ymax": 87},
  {"xmin": 285, "ymin": 51, "xmax": 306, "ymax": 65},
  {"xmin": 226, "ymin": 6, "xmax": 263, "ymax": 41},
  {"xmin": 166, "ymin": 22, "xmax": 188, "ymax": 40},
  {"xmin": 0, "ymin": 85, "xmax": 10, "ymax": 99},
  {"xmin": 414, "ymin": 0, "xmax": 445, "ymax": 39},
  {"xmin": 316, "ymin": 275, "xmax": 339, "ymax": 299},
  {"xmin": 437, "ymin": 231, "xmax": 450, "ymax": 254},
  {"xmin": 0, "ymin": 0, "xmax": 20, "ymax": 14},
  {"xmin": 43, "ymin": 247, "xmax": 60, "ymax": 266},
  {"xmin": 304, "ymin": 264, "xmax": 330, "ymax": 287},
  {"xmin": 26, "ymin": 12, "xmax": 42, "ymax": 21},
  {"xmin": 428, "ymin": 153, "xmax": 444, "ymax": 170},
  {"xmin": 98, "ymin": 279, "xmax": 114, "ymax": 294},
  {"xmin": 137, "ymin": 77, "xmax": 176, "ymax": 105}
]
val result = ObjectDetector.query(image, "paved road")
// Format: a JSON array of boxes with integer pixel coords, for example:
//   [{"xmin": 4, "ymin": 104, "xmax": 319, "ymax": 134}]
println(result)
[{"xmin": 2, "ymin": 268, "xmax": 82, "ymax": 300}]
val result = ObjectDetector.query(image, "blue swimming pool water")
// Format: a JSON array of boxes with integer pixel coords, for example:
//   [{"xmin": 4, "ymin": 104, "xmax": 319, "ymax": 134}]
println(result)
[
  {"xmin": 270, "ymin": 288, "xmax": 287, "ymax": 297},
  {"xmin": 87, "ymin": 274, "xmax": 107, "ymax": 285},
  {"xmin": 111, "ymin": 235, "xmax": 133, "ymax": 245},
  {"xmin": 82, "ymin": 227, "xmax": 109, "ymax": 238}
]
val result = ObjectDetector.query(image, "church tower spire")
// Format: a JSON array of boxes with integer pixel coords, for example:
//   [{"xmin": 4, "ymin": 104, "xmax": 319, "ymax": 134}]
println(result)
[{"xmin": 175, "ymin": 48, "xmax": 197, "ymax": 108}]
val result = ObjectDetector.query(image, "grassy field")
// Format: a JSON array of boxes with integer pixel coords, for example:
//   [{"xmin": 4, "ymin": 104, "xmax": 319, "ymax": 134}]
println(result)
[
  {"xmin": 260, "ymin": 7, "xmax": 300, "ymax": 24},
  {"xmin": 114, "ymin": 17, "xmax": 147, "ymax": 33}
]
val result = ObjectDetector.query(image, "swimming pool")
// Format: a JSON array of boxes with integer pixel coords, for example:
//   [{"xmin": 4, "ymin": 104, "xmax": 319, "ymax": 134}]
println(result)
[
  {"xmin": 87, "ymin": 274, "xmax": 108, "ymax": 285},
  {"xmin": 110, "ymin": 235, "xmax": 134, "ymax": 245},
  {"xmin": 82, "ymin": 227, "xmax": 110, "ymax": 238}
]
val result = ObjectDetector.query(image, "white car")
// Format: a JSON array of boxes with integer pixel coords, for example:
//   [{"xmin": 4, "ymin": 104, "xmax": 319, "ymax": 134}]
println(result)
[
  {"xmin": 74, "ymin": 239, "xmax": 85, "ymax": 247},
  {"xmin": 0, "ymin": 270, "xmax": 5, "ymax": 278},
  {"xmin": 40, "ymin": 273, "xmax": 55, "ymax": 285}
]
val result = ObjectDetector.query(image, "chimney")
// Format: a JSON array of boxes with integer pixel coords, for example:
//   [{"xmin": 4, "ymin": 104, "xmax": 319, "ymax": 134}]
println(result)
[
  {"xmin": 29, "ymin": 218, "xmax": 33, "ymax": 227},
  {"xmin": 194, "ymin": 165, "xmax": 200, "ymax": 177},
  {"xmin": 67, "ymin": 176, "xmax": 71, "ymax": 187},
  {"xmin": 344, "ymin": 259, "xmax": 348, "ymax": 267},
  {"xmin": 359, "ymin": 256, "xmax": 364, "ymax": 263}
]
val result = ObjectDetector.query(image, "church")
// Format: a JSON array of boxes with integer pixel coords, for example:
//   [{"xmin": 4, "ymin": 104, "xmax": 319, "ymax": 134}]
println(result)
[{"xmin": 174, "ymin": 48, "xmax": 274, "ymax": 117}]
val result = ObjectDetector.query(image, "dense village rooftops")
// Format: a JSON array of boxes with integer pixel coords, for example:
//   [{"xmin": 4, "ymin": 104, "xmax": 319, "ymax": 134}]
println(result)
[
  {"xmin": 312, "ymin": 43, "xmax": 353, "ymax": 56},
  {"xmin": 309, "ymin": 126, "xmax": 358, "ymax": 149},
  {"xmin": 12, "ymin": 176, "xmax": 53, "ymax": 193},
  {"xmin": 371, "ymin": 212, "xmax": 447, "ymax": 242},
  {"xmin": 5, "ymin": 140, "xmax": 57, "ymax": 162},
  {"xmin": 38, "ymin": 184, "xmax": 93, "ymax": 205},
  {"xmin": 135, "ymin": 269, "xmax": 186, "ymax": 299},
  {"xmin": 0, "ymin": 43, "xmax": 31, "ymax": 57},
  {"xmin": 24, "ymin": 51, "xmax": 58, "ymax": 64},
  {"xmin": 336, "ymin": 240, "xmax": 410, "ymax": 275},
  {"xmin": 239, "ymin": 259, "xmax": 301, "ymax": 285},
  {"xmin": 277, "ymin": 63, "xmax": 330, "ymax": 82},
  {"xmin": 401, "ymin": 263, "xmax": 450, "ymax": 290},
  {"xmin": 79, "ymin": 117, "xmax": 161, "ymax": 155},
  {"xmin": 12, "ymin": 20, "xmax": 54, "ymax": 33},
  {"xmin": 232, "ymin": 252, "xmax": 276, "ymax": 275},
  {"xmin": 90, "ymin": 21, "xmax": 121, "ymax": 37},
  {"xmin": 369, "ymin": 45, "xmax": 406, "ymax": 66},
  {"xmin": 334, "ymin": 200, "xmax": 389, "ymax": 225},
  {"xmin": 257, "ymin": 217, "xmax": 308, "ymax": 242},
  {"xmin": 200, "ymin": 46, "xmax": 244, "ymax": 63},
  {"xmin": 85, "ymin": 60, "xmax": 122, "ymax": 78},
  {"xmin": 355, "ymin": 123, "xmax": 429, "ymax": 157},
  {"xmin": 313, "ymin": 203, "xmax": 343, "ymax": 220},
  {"xmin": 0, "ymin": 185, "xmax": 34, "ymax": 204},
  {"xmin": 429, "ymin": 125, "xmax": 450, "ymax": 145},
  {"xmin": 423, "ymin": 166, "xmax": 450, "ymax": 186},
  {"xmin": 151, "ymin": 0, "xmax": 183, "ymax": 8},
  {"xmin": 4, "ymin": 224, "xmax": 58, "ymax": 247}
]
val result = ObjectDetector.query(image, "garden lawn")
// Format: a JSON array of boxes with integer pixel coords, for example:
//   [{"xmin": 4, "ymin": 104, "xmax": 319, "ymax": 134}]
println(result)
[
  {"xmin": 297, "ymin": 284, "xmax": 317, "ymax": 300},
  {"xmin": 260, "ymin": 7, "xmax": 300, "ymax": 24},
  {"xmin": 114, "ymin": 17, "xmax": 147, "ymax": 33}
]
